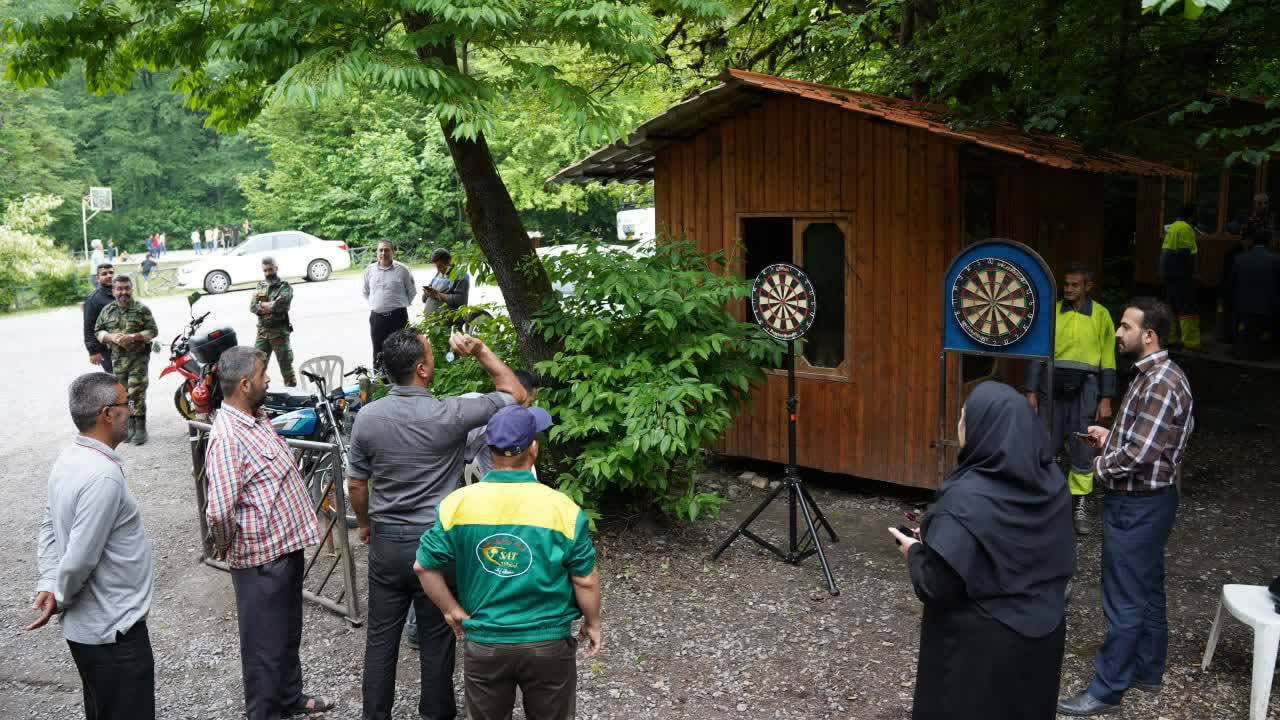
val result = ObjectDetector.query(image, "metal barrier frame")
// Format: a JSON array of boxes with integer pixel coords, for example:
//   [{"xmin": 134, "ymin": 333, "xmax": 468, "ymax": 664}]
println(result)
[{"xmin": 188, "ymin": 421, "xmax": 363, "ymax": 625}]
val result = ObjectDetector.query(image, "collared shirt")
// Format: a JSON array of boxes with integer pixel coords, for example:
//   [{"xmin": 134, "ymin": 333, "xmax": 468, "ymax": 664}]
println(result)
[
  {"xmin": 423, "ymin": 270, "xmax": 471, "ymax": 317},
  {"xmin": 37, "ymin": 436, "xmax": 154, "ymax": 645},
  {"xmin": 363, "ymin": 261, "xmax": 417, "ymax": 314},
  {"xmin": 347, "ymin": 385, "xmax": 512, "ymax": 526},
  {"xmin": 205, "ymin": 404, "xmax": 320, "ymax": 569},
  {"xmin": 1095, "ymin": 350, "xmax": 1194, "ymax": 492}
]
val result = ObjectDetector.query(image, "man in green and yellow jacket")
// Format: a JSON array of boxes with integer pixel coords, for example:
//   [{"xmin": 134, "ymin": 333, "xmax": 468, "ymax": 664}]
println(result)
[
  {"xmin": 1161, "ymin": 202, "xmax": 1201, "ymax": 350},
  {"xmin": 415, "ymin": 405, "xmax": 601, "ymax": 720},
  {"xmin": 1025, "ymin": 262, "xmax": 1116, "ymax": 535}
]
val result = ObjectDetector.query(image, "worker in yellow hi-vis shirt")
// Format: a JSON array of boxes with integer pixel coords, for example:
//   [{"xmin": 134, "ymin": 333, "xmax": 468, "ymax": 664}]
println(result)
[
  {"xmin": 1161, "ymin": 202, "xmax": 1201, "ymax": 349},
  {"xmin": 1025, "ymin": 262, "xmax": 1116, "ymax": 535}
]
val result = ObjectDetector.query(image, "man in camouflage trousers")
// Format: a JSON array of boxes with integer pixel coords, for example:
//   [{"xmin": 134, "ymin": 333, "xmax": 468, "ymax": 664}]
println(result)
[
  {"xmin": 252, "ymin": 257, "xmax": 297, "ymax": 387},
  {"xmin": 95, "ymin": 275, "xmax": 159, "ymax": 445}
]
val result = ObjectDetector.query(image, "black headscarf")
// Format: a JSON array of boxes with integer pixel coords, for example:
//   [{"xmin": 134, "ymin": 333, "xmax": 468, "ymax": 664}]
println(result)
[{"xmin": 922, "ymin": 381, "xmax": 1075, "ymax": 638}]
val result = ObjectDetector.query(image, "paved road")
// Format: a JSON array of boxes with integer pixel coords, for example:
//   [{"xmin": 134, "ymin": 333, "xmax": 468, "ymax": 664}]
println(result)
[{"xmin": 1, "ymin": 273, "xmax": 442, "ymax": 452}]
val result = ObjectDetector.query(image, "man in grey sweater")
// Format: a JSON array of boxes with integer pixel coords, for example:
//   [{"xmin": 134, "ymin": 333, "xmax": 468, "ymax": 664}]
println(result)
[{"xmin": 28, "ymin": 372, "xmax": 155, "ymax": 719}]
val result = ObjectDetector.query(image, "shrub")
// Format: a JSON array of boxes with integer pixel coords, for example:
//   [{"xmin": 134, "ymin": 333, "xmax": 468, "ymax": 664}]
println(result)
[
  {"xmin": 532, "ymin": 240, "xmax": 782, "ymax": 521},
  {"xmin": 36, "ymin": 269, "xmax": 88, "ymax": 307},
  {"xmin": 0, "ymin": 194, "xmax": 78, "ymax": 312}
]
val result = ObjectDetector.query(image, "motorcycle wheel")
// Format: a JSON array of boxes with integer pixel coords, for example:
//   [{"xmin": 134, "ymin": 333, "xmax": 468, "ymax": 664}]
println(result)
[{"xmin": 174, "ymin": 386, "xmax": 198, "ymax": 421}]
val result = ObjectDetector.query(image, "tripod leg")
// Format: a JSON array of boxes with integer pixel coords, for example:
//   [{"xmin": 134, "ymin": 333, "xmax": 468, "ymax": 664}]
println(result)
[
  {"xmin": 795, "ymin": 488, "xmax": 841, "ymax": 596},
  {"xmin": 710, "ymin": 479, "xmax": 789, "ymax": 561},
  {"xmin": 797, "ymin": 482, "xmax": 840, "ymax": 543}
]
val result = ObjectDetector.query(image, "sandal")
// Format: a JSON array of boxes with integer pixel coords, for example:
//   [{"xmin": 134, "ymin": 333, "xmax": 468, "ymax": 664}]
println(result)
[{"xmin": 284, "ymin": 695, "xmax": 335, "ymax": 716}]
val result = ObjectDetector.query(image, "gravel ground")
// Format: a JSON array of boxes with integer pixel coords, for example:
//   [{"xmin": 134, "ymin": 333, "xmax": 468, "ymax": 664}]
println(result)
[{"xmin": 0, "ymin": 347, "xmax": 1276, "ymax": 720}]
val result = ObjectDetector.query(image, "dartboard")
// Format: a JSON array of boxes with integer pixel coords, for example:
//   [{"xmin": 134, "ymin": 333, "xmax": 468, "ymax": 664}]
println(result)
[
  {"xmin": 751, "ymin": 263, "xmax": 816, "ymax": 341},
  {"xmin": 950, "ymin": 257, "xmax": 1037, "ymax": 347}
]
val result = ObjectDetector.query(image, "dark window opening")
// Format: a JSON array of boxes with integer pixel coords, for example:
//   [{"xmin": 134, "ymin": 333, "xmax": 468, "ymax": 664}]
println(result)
[
  {"xmin": 801, "ymin": 222, "xmax": 846, "ymax": 369},
  {"xmin": 965, "ymin": 174, "xmax": 997, "ymax": 245},
  {"xmin": 1194, "ymin": 163, "xmax": 1220, "ymax": 233},
  {"xmin": 1163, "ymin": 178, "xmax": 1186, "ymax": 225},
  {"xmin": 1225, "ymin": 163, "xmax": 1256, "ymax": 235},
  {"xmin": 743, "ymin": 217, "xmax": 793, "ymax": 279}
]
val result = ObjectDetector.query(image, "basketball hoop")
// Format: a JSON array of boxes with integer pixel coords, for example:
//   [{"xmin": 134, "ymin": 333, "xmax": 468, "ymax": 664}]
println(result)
[{"xmin": 88, "ymin": 187, "xmax": 113, "ymax": 212}]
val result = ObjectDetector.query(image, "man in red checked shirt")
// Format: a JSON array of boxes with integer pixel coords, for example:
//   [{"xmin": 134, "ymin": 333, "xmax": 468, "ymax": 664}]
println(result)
[{"xmin": 205, "ymin": 346, "xmax": 335, "ymax": 719}]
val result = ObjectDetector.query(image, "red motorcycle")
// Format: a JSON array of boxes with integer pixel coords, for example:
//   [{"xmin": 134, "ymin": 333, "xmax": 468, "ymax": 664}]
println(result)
[{"xmin": 162, "ymin": 294, "xmax": 238, "ymax": 420}]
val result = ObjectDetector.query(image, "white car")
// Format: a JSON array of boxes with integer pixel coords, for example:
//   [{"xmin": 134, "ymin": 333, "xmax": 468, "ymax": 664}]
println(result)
[
  {"xmin": 178, "ymin": 230, "xmax": 352, "ymax": 294},
  {"xmin": 467, "ymin": 243, "xmax": 646, "ymax": 310}
]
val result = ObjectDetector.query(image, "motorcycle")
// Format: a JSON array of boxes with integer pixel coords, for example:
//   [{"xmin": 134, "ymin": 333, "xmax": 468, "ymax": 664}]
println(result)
[
  {"xmin": 162, "ymin": 292, "xmax": 238, "ymax": 420},
  {"xmin": 269, "ymin": 365, "xmax": 373, "ymax": 528}
]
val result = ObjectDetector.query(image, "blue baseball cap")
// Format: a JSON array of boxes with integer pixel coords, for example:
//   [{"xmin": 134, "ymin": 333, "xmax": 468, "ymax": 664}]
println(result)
[{"xmin": 487, "ymin": 405, "xmax": 553, "ymax": 456}]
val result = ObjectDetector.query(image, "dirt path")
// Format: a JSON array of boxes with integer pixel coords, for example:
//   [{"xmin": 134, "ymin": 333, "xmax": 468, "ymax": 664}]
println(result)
[{"xmin": 0, "ymin": 345, "xmax": 1275, "ymax": 719}]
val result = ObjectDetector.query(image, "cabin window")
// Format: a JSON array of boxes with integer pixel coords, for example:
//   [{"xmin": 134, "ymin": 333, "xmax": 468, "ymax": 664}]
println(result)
[
  {"xmin": 964, "ymin": 174, "xmax": 997, "ymax": 245},
  {"xmin": 1163, "ymin": 177, "xmax": 1186, "ymax": 225},
  {"xmin": 1226, "ymin": 163, "xmax": 1257, "ymax": 235},
  {"xmin": 1194, "ymin": 162, "xmax": 1221, "ymax": 233},
  {"xmin": 740, "ymin": 214, "xmax": 853, "ymax": 381}
]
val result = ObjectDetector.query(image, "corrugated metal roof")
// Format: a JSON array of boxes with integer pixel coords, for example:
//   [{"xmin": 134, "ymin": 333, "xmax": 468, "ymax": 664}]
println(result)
[{"xmin": 551, "ymin": 69, "xmax": 1189, "ymax": 184}]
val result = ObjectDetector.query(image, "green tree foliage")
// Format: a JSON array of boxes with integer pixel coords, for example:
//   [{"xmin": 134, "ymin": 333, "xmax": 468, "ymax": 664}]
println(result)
[
  {"xmin": 0, "ymin": 194, "xmax": 81, "ymax": 309},
  {"xmin": 417, "ymin": 241, "xmax": 782, "ymax": 520},
  {"xmin": 2, "ymin": 0, "xmax": 725, "ymax": 365}
]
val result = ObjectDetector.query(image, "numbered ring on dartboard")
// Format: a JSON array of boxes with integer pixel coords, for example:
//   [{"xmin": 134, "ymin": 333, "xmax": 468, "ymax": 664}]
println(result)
[
  {"xmin": 751, "ymin": 263, "xmax": 816, "ymax": 341},
  {"xmin": 951, "ymin": 257, "xmax": 1037, "ymax": 347}
]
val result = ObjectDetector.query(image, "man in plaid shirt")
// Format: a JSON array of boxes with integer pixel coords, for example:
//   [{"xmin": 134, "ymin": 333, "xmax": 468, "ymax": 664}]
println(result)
[
  {"xmin": 206, "ymin": 346, "xmax": 333, "ymax": 719},
  {"xmin": 1058, "ymin": 297, "xmax": 1194, "ymax": 717}
]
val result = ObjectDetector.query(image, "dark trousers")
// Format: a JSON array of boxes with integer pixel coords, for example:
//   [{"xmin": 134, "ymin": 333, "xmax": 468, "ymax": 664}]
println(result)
[
  {"xmin": 1233, "ymin": 314, "xmax": 1273, "ymax": 361},
  {"xmin": 369, "ymin": 309, "xmax": 410, "ymax": 368},
  {"xmin": 1088, "ymin": 489, "xmax": 1179, "ymax": 704},
  {"xmin": 66, "ymin": 620, "xmax": 155, "ymax": 720},
  {"xmin": 231, "ymin": 550, "xmax": 306, "ymax": 720},
  {"xmin": 364, "ymin": 523, "xmax": 456, "ymax": 720},
  {"xmin": 464, "ymin": 639, "xmax": 577, "ymax": 720}
]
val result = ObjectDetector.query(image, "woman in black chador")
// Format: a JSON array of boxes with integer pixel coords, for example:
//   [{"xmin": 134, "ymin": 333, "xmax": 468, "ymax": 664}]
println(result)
[{"xmin": 889, "ymin": 381, "xmax": 1075, "ymax": 720}]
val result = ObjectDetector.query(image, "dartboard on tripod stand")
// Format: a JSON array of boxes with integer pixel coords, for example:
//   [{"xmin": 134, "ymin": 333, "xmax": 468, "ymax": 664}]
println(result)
[
  {"xmin": 751, "ymin": 263, "xmax": 817, "ymax": 341},
  {"xmin": 950, "ymin": 257, "xmax": 1037, "ymax": 347}
]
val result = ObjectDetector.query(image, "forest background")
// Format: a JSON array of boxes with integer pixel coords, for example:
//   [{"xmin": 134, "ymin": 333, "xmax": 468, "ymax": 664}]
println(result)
[{"xmin": 1, "ymin": 0, "xmax": 1275, "ymax": 259}]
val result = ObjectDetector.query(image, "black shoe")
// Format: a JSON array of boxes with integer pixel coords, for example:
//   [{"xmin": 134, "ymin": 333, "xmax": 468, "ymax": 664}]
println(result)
[
  {"xmin": 1057, "ymin": 690, "xmax": 1120, "ymax": 716},
  {"xmin": 132, "ymin": 416, "xmax": 148, "ymax": 446},
  {"xmin": 1130, "ymin": 680, "xmax": 1161, "ymax": 694}
]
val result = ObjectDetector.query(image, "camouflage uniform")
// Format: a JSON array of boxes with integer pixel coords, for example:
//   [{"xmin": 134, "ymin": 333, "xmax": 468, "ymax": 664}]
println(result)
[
  {"xmin": 95, "ymin": 301, "xmax": 158, "ymax": 422},
  {"xmin": 252, "ymin": 278, "xmax": 296, "ymax": 385}
]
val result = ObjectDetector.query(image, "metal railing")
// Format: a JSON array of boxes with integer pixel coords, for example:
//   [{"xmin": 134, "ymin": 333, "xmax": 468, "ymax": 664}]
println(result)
[{"xmin": 188, "ymin": 421, "xmax": 363, "ymax": 625}]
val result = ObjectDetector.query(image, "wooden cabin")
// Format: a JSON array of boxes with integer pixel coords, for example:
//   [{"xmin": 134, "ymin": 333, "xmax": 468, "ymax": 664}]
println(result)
[{"xmin": 554, "ymin": 70, "xmax": 1186, "ymax": 489}]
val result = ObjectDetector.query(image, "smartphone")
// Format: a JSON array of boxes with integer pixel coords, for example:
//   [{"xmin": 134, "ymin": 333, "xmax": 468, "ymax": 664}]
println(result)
[
  {"xmin": 1072, "ymin": 431, "xmax": 1092, "ymax": 439},
  {"xmin": 893, "ymin": 524, "xmax": 917, "ymax": 546}
]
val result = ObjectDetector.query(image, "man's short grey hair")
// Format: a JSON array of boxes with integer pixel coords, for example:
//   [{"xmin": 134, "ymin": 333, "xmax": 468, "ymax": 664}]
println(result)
[
  {"xmin": 69, "ymin": 372, "xmax": 122, "ymax": 432},
  {"xmin": 218, "ymin": 346, "xmax": 267, "ymax": 398},
  {"xmin": 262, "ymin": 256, "xmax": 276, "ymax": 266}
]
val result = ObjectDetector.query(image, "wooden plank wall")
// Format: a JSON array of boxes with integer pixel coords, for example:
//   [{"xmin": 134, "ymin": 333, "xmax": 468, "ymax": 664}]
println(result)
[{"xmin": 655, "ymin": 94, "xmax": 959, "ymax": 488}]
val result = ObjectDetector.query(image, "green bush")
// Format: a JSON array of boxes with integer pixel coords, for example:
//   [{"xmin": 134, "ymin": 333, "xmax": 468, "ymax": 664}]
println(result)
[
  {"xmin": 36, "ymin": 269, "xmax": 88, "ymax": 307},
  {"xmin": 533, "ymin": 240, "xmax": 782, "ymax": 521}
]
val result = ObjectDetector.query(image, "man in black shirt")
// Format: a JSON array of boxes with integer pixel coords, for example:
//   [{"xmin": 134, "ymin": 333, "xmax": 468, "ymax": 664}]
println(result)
[{"xmin": 83, "ymin": 263, "xmax": 117, "ymax": 373}]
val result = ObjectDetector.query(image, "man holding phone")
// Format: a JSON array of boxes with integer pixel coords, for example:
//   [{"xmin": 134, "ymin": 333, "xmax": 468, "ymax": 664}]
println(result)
[
  {"xmin": 1057, "ymin": 297, "xmax": 1194, "ymax": 717},
  {"xmin": 421, "ymin": 248, "xmax": 470, "ymax": 321}
]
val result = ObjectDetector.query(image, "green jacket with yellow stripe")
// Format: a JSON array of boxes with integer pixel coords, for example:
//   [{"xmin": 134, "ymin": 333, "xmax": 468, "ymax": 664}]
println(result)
[{"xmin": 416, "ymin": 469, "xmax": 596, "ymax": 644}]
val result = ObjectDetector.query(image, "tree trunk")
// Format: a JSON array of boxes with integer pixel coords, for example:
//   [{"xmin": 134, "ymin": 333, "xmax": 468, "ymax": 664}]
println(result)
[{"xmin": 403, "ymin": 17, "xmax": 558, "ymax": 366}]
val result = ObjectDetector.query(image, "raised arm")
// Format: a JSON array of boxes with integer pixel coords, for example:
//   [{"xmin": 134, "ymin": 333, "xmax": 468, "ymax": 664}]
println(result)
[{"xmin": 450, "ymin": 335, "xmax": 525, "ymax": 404}]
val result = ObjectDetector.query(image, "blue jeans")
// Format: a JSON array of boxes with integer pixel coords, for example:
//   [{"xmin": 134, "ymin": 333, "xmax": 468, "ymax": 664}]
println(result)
[{"xmin": 1088, "ymin": 489, "xmax": 1179, "ymax": 704}]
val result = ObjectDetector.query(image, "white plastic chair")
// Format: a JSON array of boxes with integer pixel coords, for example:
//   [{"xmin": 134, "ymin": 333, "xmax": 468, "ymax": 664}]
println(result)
[
  {"xmin": 298, "ymin": 355, "xmax": 344, "ymax": 394},
  {"xmin": 1201, "ymin": 584, "xmax": 1280, "ymax": 720},
  {"xmin": 463, "ymin": 460, "xmax": 483, "ymax": 486}
]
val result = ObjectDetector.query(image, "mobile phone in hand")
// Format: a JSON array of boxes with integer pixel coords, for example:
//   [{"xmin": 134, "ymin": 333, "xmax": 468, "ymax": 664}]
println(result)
[{"xmin": 893, "ymin": 524, "xmax": 917, "ymax": 546}]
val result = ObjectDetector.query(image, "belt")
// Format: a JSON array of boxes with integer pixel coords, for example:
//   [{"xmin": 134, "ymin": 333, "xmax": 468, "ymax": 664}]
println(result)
[
  {"xmin": 372, "ymin": 521, "xmax": 433, "ymax": 536},
  {"xmin": 371, "ymin": 308, "xmax": 406, "ymax": 318},
  {"xmin": 1103, "ymin": 485, "xmax": 1174, "ymax": 497}
]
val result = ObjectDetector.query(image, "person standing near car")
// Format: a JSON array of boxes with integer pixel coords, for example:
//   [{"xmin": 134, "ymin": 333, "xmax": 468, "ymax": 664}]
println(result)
[
  {"xmin": 252, "ymin": 257, "xmax": 298, "ymax": 388},
  {"xmin": 346, "ymin": 328, "xmax": 525, "ymax": 720},
  {"xmin": 83, "ymin": 263, "xmax": 117, "ymax": 374},
  {"xmin": 192, "ymin": 227, "xmax": 202, "ymax": 256},
  {"xmin": 363, "ymin": 240, "xmax": 418, "ymax": 370},
  {"xmin": 95, "ymin": 275, "xmax": 158, "ymax": 446}
]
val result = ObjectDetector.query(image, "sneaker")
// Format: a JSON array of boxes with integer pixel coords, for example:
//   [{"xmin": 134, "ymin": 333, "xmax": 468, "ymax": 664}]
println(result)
[{"xmin": 1074, "ymin": 497, "xmax": 1090, "ymax": 535}]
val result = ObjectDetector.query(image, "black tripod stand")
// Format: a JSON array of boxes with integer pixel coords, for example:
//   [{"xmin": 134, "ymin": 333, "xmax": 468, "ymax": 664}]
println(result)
[{"xmin": 711, "ymin": 340, "xmax": 840, "ymax": 595}]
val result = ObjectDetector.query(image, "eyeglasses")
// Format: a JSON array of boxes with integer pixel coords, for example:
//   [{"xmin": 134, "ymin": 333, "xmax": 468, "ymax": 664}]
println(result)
[{"xmin": 103, "ymin": 401, "xmax": 136, "ymax": 412}]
